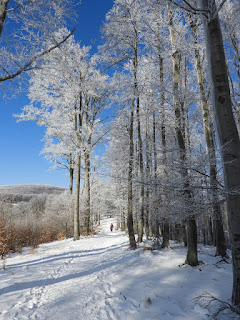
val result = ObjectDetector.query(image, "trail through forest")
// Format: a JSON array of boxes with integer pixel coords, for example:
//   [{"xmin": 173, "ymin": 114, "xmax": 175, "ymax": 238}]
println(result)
[{"xmin": 0, "ymin": 218, "xmax": 233, "ymax": 320}]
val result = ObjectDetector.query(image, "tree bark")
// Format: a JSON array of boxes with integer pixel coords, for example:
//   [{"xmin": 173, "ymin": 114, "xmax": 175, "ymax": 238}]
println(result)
[
  {"xmin": 185, "ymin": 219, "xmax": 198, "ymax": 265},
  {"xmin": 69, "ymin": 154, "xmax": 74, "ymax": 194},
  {"xmin": 84, "ymin": 148, "xmax": 91, "ymax": 234},
  {"xmin": 127, "ymin": 97, "xmax": 136, "ymax": 249},
  {"xmin": 189, "ymin": 15, "xmax": 226, "ymax": 257},
  {"xmin": 136, "ymin": 95, "xmax": 145, "ymax": 242},
  {"xmin": 162, "ymin": 219, "xmax": 170, "ymax": 248},
  {"xmin": 0, "ymin": 0, "xmax": 10, "ymax": 37},
  {"xmin": 201, "ymin": 0, "xmax": 240, "ymax": 305},
  {"xmin": 157, "ymin": 20, "xmax": 169, "ymax": 246},
  {"xmin": 135, "ymin": 71, "xmax": 144, "ymax": 242},
  {"xmin": 168, "ymin": 3, "xmax": 198, "ymax": 266},
  {"xmin": 74, "ymin": 152, "xmax": 80, "ymax": 240},
  {"xmin": 152, "ymin": 111, "xmax": 160, "ymax": 238},
  {"xmin": 73, "ymin": 93, "xmax": 83, "ymax": 241},
  {"xmin": 145, "ymin": 118, "xmax": 152, "ymax": 237}
]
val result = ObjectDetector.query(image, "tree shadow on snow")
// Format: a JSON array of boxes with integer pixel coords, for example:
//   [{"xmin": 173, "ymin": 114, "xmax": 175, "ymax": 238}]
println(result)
[
  {"xmin": 6, "ymin": 241, "xmax": 127, "ymax": 270},
  {"xmin": 0, "ymin": 250, "xmax": 136, "ymax": 296}
]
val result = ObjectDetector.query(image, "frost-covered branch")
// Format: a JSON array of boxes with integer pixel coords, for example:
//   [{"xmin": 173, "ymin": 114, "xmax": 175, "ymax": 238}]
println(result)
[{"xmin": 0, "ymin": 28, "xmax": 75, "ymax": 82}]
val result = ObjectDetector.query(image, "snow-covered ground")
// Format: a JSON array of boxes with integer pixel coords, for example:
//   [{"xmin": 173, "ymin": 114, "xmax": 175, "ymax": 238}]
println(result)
[{"xmin": 0, "ymin": 218, "xmax": 234, "ymax": 320}]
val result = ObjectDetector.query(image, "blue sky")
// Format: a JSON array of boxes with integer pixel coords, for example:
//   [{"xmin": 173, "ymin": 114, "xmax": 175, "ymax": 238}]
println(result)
[{"xmin": 0, "ymin": 0, "xmax": 114, "ymax": 188}]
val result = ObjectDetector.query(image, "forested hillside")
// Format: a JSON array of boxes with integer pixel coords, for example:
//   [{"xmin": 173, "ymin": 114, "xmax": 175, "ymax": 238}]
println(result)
[{"xmin": 0, "ymin": 185, "xmax": 66, "ymax": 203}]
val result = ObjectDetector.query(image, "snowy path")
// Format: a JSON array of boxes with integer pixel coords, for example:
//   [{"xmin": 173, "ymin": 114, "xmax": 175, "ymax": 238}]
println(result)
[{"xmin": 0, "ymin": 218, "xmax": 232, "ymax": 320}]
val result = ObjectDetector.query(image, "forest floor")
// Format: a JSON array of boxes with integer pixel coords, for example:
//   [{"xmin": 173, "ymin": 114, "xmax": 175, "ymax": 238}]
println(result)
[{"xmin": 0, "ymin": 218, "xmax": 235, "ymax": 320}]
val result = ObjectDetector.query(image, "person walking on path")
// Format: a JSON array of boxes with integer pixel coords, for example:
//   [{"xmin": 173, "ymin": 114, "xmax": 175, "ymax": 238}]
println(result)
[{"xmin": 110, "ymin": 223, "xmax": 114, "ymax": 232}]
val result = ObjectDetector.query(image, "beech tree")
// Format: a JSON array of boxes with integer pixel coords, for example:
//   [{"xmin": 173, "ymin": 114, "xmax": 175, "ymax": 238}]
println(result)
[
  {"xmin": 139, "ymin": 0, "xmax": 171, "ymax": 245},
  {"xmin": 100, "ymin": 0, "xmax": 148, "ymax": 248},
  {"xmin": 188, "ymin": 12, "xmax": 226, "ymax": 257},
  {"xmin": 199, "ymin": 0, "xmax": 240, "ymax": 306},
  {"xmin": 17, "ymin": 30, "xmax": 109, "ymax": 240},
  {"xmin": 105, "ymin": 102, "xmax": 130, "ymax": 231},
  {"xmin": 161, "ymin": 0, "xmax": 240, "ymax": 305}
]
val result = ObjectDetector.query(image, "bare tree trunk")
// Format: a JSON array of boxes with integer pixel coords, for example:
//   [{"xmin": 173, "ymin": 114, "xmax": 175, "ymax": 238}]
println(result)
[
  {"xmin": 189, "ymin": 15, "xmax": 226, "ymax": 257},
  {"xmin": 145, "ymin": 118, "xmax": 152, "ymax": 237},
  {"xmin": 134, "ymin": 142, "xmax": 139, "ymax": 237},
  {"xmin": 69, "ymin": 167, "xmax": 74, "ymax": 194},
  {"xmin": 69, "ymin": 154, "xmax": 74, "ymax": 194},
  {"xmin": 74, "ymin": 152, "xmax": 80, "ymax": 240},
  {"xmin": 84, "ymin": 149, "xmax": 91, "ymax": 234},
  {"xmin": 182, "ymin": 224, "xmax": 187, "ymax": 246},
  {"xmin": 136, "ymin": 97, "xmax": 144, "ymax": 242},
  {"xmin": 186, "ymin": 219, "xmax": 198, "ymax": 265},
  {"xmin": 162, "ymin": 219, "xmax": 170, "ymax": 248},
  {"xmin": 161, "ymin": 108, "xmax": 169, "ymax": 248},
  {"xmin": 201, "ymin": 0, "xmax": 240, "ymax": 304},
  {"xmin": 127, "ymin": 97, "xmax": 136, "ymax": 249},
  {"xmin": 152, "ymin": 111, "xmax": 160, "ymax": 237},
  {"xmin": 121, "ymin": 192, "xmax": 126, "ymax": 232},
  {"xmin": 134, "ymin": 213, "xmax": 138, "ymax": 235},
  {"xmin": 153, "ymin": 111, "xmax": 157, "ymax": 189},
  {"xmin": 73, "ymin": 93, "xmax": 83, "ymax": 241},
  {"xmin": 157, "ymin": 26, "xmax": 169, "ymax": 248},
  {"xmin": 168, "ymin": 3, "xmax": 198, "ymax": 266}
]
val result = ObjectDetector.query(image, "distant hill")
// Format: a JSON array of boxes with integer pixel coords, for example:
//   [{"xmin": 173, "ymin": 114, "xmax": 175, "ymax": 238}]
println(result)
[{"xmin": 0, "ymin": 184, "xmax": 66, "ymax": 203}]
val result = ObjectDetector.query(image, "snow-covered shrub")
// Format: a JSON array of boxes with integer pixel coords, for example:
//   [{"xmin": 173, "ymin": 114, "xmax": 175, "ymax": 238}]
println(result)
[
  {"xmin": 43, "ymin": 190, "xmax": 74, "ymax": 237},
  {"xmin": 0, "ymin": 218, "xmax": 11, "ymax": 258},
  {"xmin": 0, "ymin": 191, "xmax": 74, "ymax": 250}
]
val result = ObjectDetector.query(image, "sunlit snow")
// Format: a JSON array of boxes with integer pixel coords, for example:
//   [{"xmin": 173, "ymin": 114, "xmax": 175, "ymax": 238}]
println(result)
[{"xmin": 0, "ymin": 218, "xmax": 233, "ymax": 319}]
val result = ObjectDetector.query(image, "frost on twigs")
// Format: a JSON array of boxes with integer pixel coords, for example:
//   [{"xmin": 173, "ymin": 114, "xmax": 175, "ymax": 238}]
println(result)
[
  {"xmin": 0, "ymin": 219, "xmax": 11, "ymax": 260},
  {"xmin": 194, "ymin": 292, "xmax": 240, "ymax": 319}
]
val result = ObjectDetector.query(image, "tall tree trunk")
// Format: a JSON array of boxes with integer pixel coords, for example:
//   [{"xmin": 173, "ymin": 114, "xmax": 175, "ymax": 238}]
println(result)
[
  {"xmin": 69, "ymin": 167, "xmax": 74, "ymax": 194},
  {"xmin": 69, "ymin": 154, "xmax": 74, "ymax": 194},
  {"xmin": 161, "ymin": 103, "xmax": 169, "ymax": 248},
  {"xmin": 121, "ymin": 192, "xmax": 126, "ymax": 232},
  {"xmin": 162, "ymin": 219, "xmax": 170, "ymax": 248},
  {"xmin": 201, "ymin": 0, "xmax": 240, "ymax": 305},
  {"xmin": 137, "ymin": 96, "xmax": 145, "ymax": 242},
  {"xmin": 190, "ymin": 17, "xmax": 226, "ymax": 257},
  {"xmin": 145, "ymin": 117, "xmax": 152, "ymax": 237},
  {"xmin": 134, "ymin": 142, "xmax": 139, "ymax": 237},
  {"xmin": 189, "ymin": 15, "xmax": 226, "ymax": 257},
  {"xmin": 84, "ymin": 148, "xmax": 91, "ymax": 234},
  {"xmin": 186, "ymin": 219, "xmax": 198, "ymax": 265},
  {"xmin": 73, "ymin": 93, "xmax": 83, "ymax": 241},
  {"xmin": 136, "ymin": 92, "xmax": 144, "ymax": 241},
  {"xmin": 153, "ymin": 111, "xmax": 158, "ymax": 188},
  {"xmin": 152, "ymin": 111, "xmax": 160, "ymax": 237},
  {"xmin": 127, "ymin": 97, "xmax": 136, "ymax": 249},
  {"xmin": 168, "ymin": 3, "xmax": 198, "ymax": 266},
  {"xmin": 74, "ymin": 152, "xmax": 81, "ymax": 240},
  {"xmin": 157, "ymin": 22, "xmax": 169, "ymax": 247}
]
